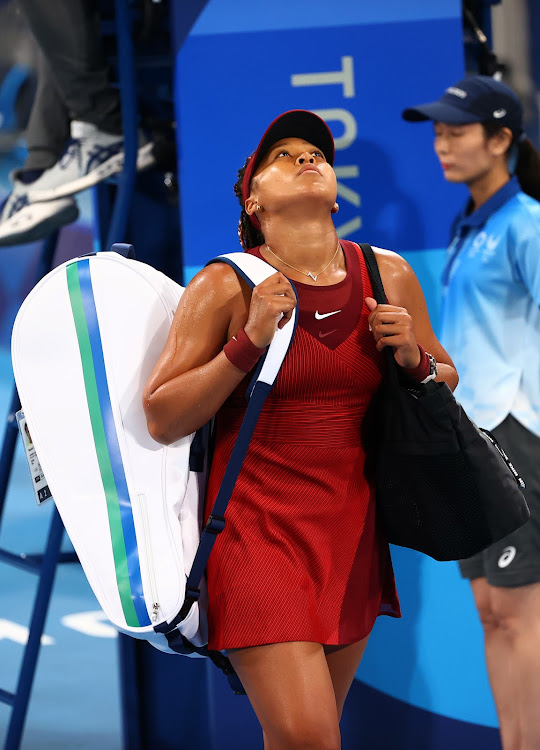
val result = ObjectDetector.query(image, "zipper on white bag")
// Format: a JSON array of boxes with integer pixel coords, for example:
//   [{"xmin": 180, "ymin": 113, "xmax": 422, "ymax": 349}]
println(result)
[{"xmin": 135, "ymin": 492, "xmax": 161, "ymax": 622}]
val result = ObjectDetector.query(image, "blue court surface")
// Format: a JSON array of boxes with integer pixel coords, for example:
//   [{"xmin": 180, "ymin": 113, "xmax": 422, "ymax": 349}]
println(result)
[{"xmin": 0, "ymin": 346, "xmax": 123, "ymax": 750}]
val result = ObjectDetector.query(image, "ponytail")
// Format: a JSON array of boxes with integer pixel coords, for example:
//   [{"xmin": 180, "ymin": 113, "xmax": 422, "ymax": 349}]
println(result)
[
  {"xmin": 483, "ymin": 121, "xmax": 540, "ymax": 203},
  {"xmin": 233, "ymin": 156, "xmax": 266, "ymax": 249},
  {"xmin": 514, "ymin": 137, "xmax": 540, "ymax": 203}
]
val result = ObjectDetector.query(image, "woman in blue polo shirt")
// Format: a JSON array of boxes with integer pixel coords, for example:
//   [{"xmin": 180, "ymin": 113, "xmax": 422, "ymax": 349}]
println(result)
[{"xmin": 403, "ymin": 76, "xmax": 540, "ymax": 750}]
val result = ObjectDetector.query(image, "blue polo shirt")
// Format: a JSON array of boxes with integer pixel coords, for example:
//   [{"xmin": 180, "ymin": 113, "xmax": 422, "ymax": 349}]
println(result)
[{"xmin": 439, "ymin": 176, "xmax": 540, "ymax": 435}]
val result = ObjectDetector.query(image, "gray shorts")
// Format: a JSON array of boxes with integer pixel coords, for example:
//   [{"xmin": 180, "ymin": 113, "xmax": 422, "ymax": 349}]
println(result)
[{"xmin": 458, "ymin": 414, "xmax": 540, "ymax": 588}]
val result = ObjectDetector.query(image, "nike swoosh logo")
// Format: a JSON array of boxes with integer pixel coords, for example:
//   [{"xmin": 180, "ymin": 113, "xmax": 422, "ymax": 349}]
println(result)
[
  {"xmin": 315, "ymin": 309, "xmax": 342, "ymax": 320},
  {"xmin": 319, "ymin": 329, "xmax": 337, "ymax": 338}
]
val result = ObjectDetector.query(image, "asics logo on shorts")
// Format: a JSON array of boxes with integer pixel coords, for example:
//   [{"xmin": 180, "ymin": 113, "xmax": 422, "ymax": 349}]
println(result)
[{"xmin": 498, "ymin": 545, "xmax": 517, "ymax": 568}]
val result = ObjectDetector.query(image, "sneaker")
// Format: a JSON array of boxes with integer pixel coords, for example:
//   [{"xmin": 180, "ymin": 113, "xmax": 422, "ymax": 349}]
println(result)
[
  {"xmin": 27, "ymin": 121, "xmax": 155, "ymax": 202},
  {"xmin": 0, "ymin": 170, "xmax": 79, "ymax": 247}
]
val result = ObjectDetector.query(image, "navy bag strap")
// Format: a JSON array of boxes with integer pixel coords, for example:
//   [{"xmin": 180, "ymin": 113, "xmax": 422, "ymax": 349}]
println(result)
[{"xmin": 155, "ymin": 253, "xmax": 297, "ymax": 645}]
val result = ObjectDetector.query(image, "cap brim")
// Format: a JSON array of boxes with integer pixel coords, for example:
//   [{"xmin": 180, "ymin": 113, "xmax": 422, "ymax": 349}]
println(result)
[
  {"xmin": 402, "ymin": 101, "xmax": 482, "ymax": 125},
  {"xmin": 241, "ymin": 110, "xmax": 335, "ymax": 230},
  {"xmin": 242, "ymin": 110, "xmax": 334, "ymax": 194},
  {"xmin": 253, "ymin": 110, "xmax": 335, "ymax": 169}
]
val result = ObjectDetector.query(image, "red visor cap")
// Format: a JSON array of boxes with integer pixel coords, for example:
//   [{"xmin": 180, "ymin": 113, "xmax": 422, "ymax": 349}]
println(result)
[{"xmin": 241, "ymin": 110, "xmax": 335, "ymax": 229}]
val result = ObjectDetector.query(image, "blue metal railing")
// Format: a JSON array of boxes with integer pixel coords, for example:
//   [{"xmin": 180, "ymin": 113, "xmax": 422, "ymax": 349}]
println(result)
[
  {"xmin": 104, "ymin": 0, "xmax": 139, "ymax": 252},
  {"xmin": 0, "ymin": 3, "xmax": 141, "ymax": 747}
]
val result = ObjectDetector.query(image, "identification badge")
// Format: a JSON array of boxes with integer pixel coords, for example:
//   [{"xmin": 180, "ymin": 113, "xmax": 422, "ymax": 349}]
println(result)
[{"xmin": 16, "ymin": 410, "xmax": 52, "ymax": 506}]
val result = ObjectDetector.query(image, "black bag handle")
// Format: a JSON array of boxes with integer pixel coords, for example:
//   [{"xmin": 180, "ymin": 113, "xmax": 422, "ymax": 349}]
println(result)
[
  {"xmin": 358, "ymin": 243, "xmax": 387, "ymax": 305},
  {"xmin": 358, "ymin": 242, "xmax": 400, "ymax": 376},
  {"xmin": 358, "ymin": 243, "xmax": 446, "ymax": 395}
]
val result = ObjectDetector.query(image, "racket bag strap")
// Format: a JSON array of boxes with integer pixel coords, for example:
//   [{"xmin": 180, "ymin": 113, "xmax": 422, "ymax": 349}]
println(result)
[
  {"xmin": 158, "ymin": 628, "xmax": 246, "ymax": 695},
  {"xmin": 164, "ymin": 384, "xmax": 272, "ymax": 637}
]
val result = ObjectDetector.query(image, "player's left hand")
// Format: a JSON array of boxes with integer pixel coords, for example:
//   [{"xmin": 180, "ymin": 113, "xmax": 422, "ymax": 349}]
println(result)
[{"xmin": 365, "ymin": 297, "xmax": 421, "ymax": 369}]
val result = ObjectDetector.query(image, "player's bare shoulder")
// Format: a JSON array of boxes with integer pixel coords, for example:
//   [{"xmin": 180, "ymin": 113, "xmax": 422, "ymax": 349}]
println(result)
[
  {"xmin": 372, "ymin": 245, "xmax": 413, "ymax": 278},
  {"xmin": 176, "ymin": 260, "xmax": 253, "ymax": 323},
  {"xmin": 185, "ymin": 261, "xmax": 245, "ymax": 306},
  {"xmin": 371, "ymin": 246, "xmax": 419, "ymax": 306}
]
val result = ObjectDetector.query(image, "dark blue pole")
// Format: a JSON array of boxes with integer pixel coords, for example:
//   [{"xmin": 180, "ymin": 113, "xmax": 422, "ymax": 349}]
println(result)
[
  {"xmin": 105, "ymin": 0, "xmax": 137, "ymax": 251},
  {"xmin": 0, "ymin": 232, "xmax": 58, "ymax": 526},
  {"xmin": 4, "ymin": 508, "xmax": 64, "ymax": 750},
  {"xmin": 0, "ymin": 386, "xmax": 21, "ymax": 526}
]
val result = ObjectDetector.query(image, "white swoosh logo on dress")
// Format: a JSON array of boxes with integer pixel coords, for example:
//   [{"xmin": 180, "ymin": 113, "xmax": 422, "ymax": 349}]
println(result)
[{"xmin": 315, "ymin": 309, "xmax": 342, "ymax": 320}]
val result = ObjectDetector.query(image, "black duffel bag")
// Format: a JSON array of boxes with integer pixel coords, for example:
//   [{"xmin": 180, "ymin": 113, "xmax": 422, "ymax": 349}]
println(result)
[{"xmin": 360, "ymin": 243, "xmax": 529, "ymax": 561}]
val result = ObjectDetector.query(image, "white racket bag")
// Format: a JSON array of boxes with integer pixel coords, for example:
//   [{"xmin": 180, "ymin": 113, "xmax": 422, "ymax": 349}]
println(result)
[{"xmin": 11, "ymin": 244, "xmax": 296, "ymax": 681}]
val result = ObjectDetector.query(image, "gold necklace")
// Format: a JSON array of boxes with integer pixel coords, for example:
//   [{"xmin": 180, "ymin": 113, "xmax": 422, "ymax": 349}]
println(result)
[{"xmin": 264, "ymin": 242, "xmax": 341, "ymax": 282}]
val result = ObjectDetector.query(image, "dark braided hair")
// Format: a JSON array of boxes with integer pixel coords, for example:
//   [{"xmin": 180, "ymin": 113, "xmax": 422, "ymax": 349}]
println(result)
[
  {"xmin": 234, "ymin": 155, "xmax": 265, "ymax": 249},
  {"xmin": 483, "ymin": 122, "xmax": 540, "ymax": 203}
]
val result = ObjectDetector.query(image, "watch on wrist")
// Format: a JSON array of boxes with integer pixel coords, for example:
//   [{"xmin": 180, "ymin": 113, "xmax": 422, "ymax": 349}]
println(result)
[{"xmin": 421, "ymin": 352, "xmax": 437, "ymax": 384}]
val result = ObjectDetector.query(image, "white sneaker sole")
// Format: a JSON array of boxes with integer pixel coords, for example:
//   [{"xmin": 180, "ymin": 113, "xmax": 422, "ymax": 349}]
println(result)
[
  {"xmin": 27, "ymin": 142, "xmax": 156, "ymax": 202},
  {"xmin": 0, "ymin": 199, "xmax": 79, "ymax": 247}
]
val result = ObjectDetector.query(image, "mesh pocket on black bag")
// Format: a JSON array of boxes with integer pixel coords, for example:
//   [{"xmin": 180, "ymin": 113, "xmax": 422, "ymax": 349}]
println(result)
[{"xmin": 376, "ymin": 450, "xmax": 492, "ymax": 561}]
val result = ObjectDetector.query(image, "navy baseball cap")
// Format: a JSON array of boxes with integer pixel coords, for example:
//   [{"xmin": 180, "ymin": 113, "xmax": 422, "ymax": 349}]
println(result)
[{"xmin": 402, "ymin": 75, "xmax": 523, "ymax": 137}]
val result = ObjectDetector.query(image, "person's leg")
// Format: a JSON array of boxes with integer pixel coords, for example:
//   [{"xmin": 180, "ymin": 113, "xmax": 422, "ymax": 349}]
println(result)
[
  {"xmin": 24, "ymin": 47, "xmax": 70, "ymax": 170},
  {"xmin": 482, "ymin": 581, "xmax": 540, "ymax": 750},
  {"xmin": 324, "ymin": 637, "xmax": 370, "ymax": 719},
  {"xmin": 514, "ymin": 586, "xmax": 540, "ymax": 750},
  {"xmin": 0, "ymin": 48, "xmax": 78, "ymax": 247},
  {"xmin": 13, "ymin": 0, "xmax": 154, "ymax": 204},
  {"xmin": 228, "ymin": 641, "xmax": 341, "ymax": 750},
  {"xmin": 17, "ymin": 0, "xmax": 122, "ymax": 134},
  {"xmin": 467, "ymin": 416, "xmax": 540, "ymax": 750},
  {"xmin": 470, "ymin": 578, "xmax": 521, "ymax": 750}
]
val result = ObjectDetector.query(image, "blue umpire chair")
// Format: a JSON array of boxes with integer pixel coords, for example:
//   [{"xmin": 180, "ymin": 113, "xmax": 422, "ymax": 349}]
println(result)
[{"xmin": 0, "ymin": 2, "xmax": 188, "ymax": 748}]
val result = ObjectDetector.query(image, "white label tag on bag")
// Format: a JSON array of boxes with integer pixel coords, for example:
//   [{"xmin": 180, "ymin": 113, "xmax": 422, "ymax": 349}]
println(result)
[{"xmin": 16, "ymin": 410, "xmax": 52, "ymax": 506}]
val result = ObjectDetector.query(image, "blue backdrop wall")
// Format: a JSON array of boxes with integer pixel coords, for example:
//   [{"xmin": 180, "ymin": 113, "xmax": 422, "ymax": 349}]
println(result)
[{"xmin": 0, "ymin": 2, "xmax": 504, "ymax": 748}]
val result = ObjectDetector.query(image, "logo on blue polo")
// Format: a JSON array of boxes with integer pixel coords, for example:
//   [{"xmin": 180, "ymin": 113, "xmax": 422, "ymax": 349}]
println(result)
[{"xmin": 468, "ymin": 231, "xmax": 501, "ymax": 262}]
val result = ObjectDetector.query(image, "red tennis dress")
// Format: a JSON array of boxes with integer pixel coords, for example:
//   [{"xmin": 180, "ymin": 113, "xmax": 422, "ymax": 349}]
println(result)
[{"xmin": 204, "ymin": 240, "xmax": 400, "ymax": 650}]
